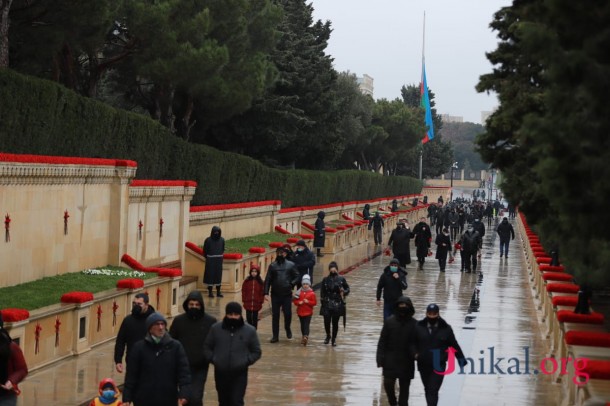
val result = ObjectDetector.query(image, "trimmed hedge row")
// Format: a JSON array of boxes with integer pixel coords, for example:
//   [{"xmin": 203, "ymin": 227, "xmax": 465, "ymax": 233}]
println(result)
[{"xmin": 0, "ymin": 69, "xmax": 422, "ymax": 206}]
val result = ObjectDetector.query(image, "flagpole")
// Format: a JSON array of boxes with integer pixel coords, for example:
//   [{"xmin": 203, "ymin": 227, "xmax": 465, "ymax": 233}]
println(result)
[{"xmin": 419, "ymin": 12, "xmax": 426, "ymax": 181}]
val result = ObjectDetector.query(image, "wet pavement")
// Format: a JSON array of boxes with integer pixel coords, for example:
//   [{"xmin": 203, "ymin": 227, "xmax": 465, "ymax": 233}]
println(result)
[{"xmin": 18, "ymin": 218, "xmax": 563, "ymax": 405}]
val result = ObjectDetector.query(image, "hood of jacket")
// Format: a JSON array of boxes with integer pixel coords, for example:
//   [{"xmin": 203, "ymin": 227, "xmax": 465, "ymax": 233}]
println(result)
[
  {"xmin": 98, "ymin": 378, "xmax": 121, "ymax": 397},
  {"xmin": 317, "ymin": 211, "xmax": 325, "ymax": 219},
  {"xmin": 394, "ymin": 296, "xmax": 415, "ymax": 318},
  {"xmin": 182, "ymin": 290, "xmax": 205, "ymax": 313},
  {"xmin": 210, "ymin": 226, "xmax": 222, "ymax": 237}
]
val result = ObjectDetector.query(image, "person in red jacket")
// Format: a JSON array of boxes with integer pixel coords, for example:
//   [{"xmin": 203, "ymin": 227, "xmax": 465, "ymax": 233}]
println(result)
[
  {"xmin": 242, "ymin": 264, "xmax": 265, "ymax": 330},
  {"xmin": 0, "ymin": 312, "xmax": 28, "ymax": 406},
  {"xmin": 293, "ymin": 274, "xmax": 317, "ymax": 346}
]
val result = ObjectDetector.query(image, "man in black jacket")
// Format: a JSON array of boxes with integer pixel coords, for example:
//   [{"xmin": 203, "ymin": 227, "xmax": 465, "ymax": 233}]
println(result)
[
  {"xmin": 293, "ymin": 239, "xmax": 316, "ymax": 288},
  {"xmin": 264, "ymin": 247, "xmax": 300, "ymax": 342},
  {"xmin": 415, "ymin": 304, "xmax": 466, "ymax": 406},
  {"xmin": 169, "ymin": 291, "xmax": 217, "ymax": 406},
  {"xmin": 459, "ymin": 224, "xmax": 481, "ymax": 273},
  {"xmin": 114, "ymin": 292, "xmax": 155, "ymax": 373},
  {"xmin": 122, "ymin": 312, "xmax": 191, "ymax": 406},
  {"xmin": 377, "ymin": 296, "xmax": 418, "ymax": 406},
  {"xmin": 376, "ymin": 258, "xmax": 408, "ymax": 320},
  {"xmin": 387, "ymin": 221, "xmax": 413, "ymax": 268},
  {"xmin": 204, "ymin": 302, "xmax": 262, "ymax": 406},
  {"xmin": 496, "ymin": 217, "xmax": 515, "ymax": 258},
  {"xmin": 413, "ymin": 218, "xmax": 432, "ymax": 270}
]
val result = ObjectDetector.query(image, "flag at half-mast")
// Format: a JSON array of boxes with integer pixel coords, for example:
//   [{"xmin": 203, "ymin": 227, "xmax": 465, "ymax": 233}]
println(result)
[{"xmin": 420, "ymin": 61, "xmax": 434, "ymax": 144}]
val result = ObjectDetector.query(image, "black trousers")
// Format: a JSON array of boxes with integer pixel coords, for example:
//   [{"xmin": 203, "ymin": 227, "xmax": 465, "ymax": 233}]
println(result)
[
  {"xmin": 323, "ymin": 313, "xmax": 341, "ymax": 340},
  {"xmin": 215, "ymin": 369, "xmax": 248, "ymax": 406},
  {"xmin": 299, "ymin": 315, "xmax": 312, "ymax": 336},
  {"xmin": 464, "ymin": 251, "xmax": 477, "ymax": 271},
  {"xmin": 419, "ymin": 367, "xmax": 445, "ymax": 406},
  {"xmin": 383, "ymin": 376, "xmax": 412, "ymax": 406},
  {"xmin": 246, "ymin": 310, "xmax": 259, "ymax": 330},
  {"xmin": 271, "ymin": 295, "xmax": 292, "ymax": 338}
]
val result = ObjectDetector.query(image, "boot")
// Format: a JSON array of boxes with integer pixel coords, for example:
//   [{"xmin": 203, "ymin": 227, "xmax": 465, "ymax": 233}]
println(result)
[
  {"xmin": 216, "ymin": 286, "xmax": 224, "ymax": 298},
  {"xmin": 317, "ymin": 249, "xmax": 324, "ymax": 257},
  {"xmin": 324, "ymin": 336, "xmax": 330, "ymax": 345},
  {"xmin": 207, "ymin": 286, "xmax": 214, "ymax": 298}
]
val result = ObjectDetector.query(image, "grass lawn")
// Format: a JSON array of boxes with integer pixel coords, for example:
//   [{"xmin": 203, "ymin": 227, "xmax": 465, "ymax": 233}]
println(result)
[
  {"xmin": 0, "ymin": 266, "xmax": 157, "ymax": 310},
  {"xmin": 224, "ymin": 232, "xmax": 297, "ymax": 253}
]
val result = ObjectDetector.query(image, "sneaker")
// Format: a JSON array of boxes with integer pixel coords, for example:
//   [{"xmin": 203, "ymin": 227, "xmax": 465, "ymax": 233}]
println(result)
[{"xmin": 270, "ymin": 337, "xmax": 279, "ymax": 343}]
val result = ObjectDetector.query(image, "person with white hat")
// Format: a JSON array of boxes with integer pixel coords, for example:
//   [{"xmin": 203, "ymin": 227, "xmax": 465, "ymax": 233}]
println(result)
[{"xmin": 293, "ymin": 274, "xmax": 317, "ymax": 346}]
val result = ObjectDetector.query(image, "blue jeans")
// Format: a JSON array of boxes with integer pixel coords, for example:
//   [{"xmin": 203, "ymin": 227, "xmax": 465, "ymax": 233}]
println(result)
[
  {"xmin": 500, "ymin": 240, "xmax": 510, "ymax": 256},
  {"xmin": 271, "ymin": 295, "xmax": 292, "ymax": 338},
  {"xmin": 383, "ymin": 300, "xmax": 396, "ymax": 320}
]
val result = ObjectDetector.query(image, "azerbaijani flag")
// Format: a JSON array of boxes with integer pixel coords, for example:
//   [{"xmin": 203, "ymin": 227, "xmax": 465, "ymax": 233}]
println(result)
[{"xmin": 420, "ymin": 61, "xmax": 434, "ymax": 144}]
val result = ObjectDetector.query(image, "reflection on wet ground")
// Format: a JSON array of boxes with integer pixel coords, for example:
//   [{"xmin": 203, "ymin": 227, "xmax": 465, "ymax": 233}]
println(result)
[{"xmin": 19, "ymin": 218, "xmax": 562, "ymax": 405}]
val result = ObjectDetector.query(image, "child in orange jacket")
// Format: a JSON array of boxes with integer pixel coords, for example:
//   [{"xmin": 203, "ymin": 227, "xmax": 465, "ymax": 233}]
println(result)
[
  {"xmin": 89, "ymin": 378, "xmax": 121, "ymax": 406},
  {"xmin": 293, "ymin": 274, "xmax": 317, "ymax": 346}
]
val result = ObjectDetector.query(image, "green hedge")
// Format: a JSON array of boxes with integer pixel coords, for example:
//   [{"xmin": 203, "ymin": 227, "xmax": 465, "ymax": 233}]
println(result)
[{"xmin": 0, "ymin": 69, "xmax": 422, "ymax": 205}]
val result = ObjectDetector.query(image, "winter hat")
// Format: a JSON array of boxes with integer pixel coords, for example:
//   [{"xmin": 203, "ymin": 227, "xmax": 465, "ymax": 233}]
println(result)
[
  {"xmin": 145, "ymin": 312, "xmax": 167, "ymax": 331},
  {"xmin": 226, "ymin": 302, "xmax": 243, "ymax": 315},
  {"xmin": 301, "ymin": 274, "xmax": 312, "ymax": 286},
  {"xmin": 426, "ymin": 303, "xmax": 440, "ymax": 314},
  {"xmin": 250, "ymin": 263, "xmax": 261, "ymax": 272},
  {"xmin": 390, "ymin": 258, "xmax": 400, "ymax": 265},
  {"xmin": 328, "ymin": 261, "xmax": 339, "ymax": 270},
  {"xmin": 296, "ymin": 240, "xmax": 307, "ymax": 247}
]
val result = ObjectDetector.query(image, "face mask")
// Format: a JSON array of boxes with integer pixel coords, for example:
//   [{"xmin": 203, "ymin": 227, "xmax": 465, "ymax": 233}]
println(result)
[
  {"xmin": 101, "ymin": 390, "xmax": 116, "ymax": 400},
  {"xmin": 187, "ymin": 308, "xmax": 202, "ymax": 319},
  {"xmin": 131, "ymin": 305, "xmax": 142, "ymax": 316},
  {"xmin": 276, "ymin": 255, "xmax": 285, "ymax": 263},
  {"xmin": 224, "ymin": 317, "xmax": 241, "ymax": 329},
  {"xmin": 390, "ymin": 266, "xmax": 398, "ymax": 272},
  {"xmin": 426, "ymin": 317, "xmax": 439, "ymax": 326},
  {"xmin": 297, "ymin": 247, "xmax": 303, "ymax": 252},
  {"xmin": 396, "ymin": 307, "xmax": 408, "ymax": 317}
]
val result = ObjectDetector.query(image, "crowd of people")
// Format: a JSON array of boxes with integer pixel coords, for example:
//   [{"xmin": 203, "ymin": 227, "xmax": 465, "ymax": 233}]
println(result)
[{"xmin": 0, "ymin": 195, "xmax": 516, "ymax": 406}]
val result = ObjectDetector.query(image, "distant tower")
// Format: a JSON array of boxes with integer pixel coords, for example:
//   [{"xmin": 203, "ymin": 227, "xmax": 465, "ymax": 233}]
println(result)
[{"xmin": 356, "ymin": 74, "xmax": 374, "ymax": 97}]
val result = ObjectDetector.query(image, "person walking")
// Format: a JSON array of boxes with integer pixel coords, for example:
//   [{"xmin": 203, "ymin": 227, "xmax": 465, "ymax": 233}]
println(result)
[
  {"xmin": 387, "ymin": 221, "xmax": 413, "ymax": 268},
  {"xmin": 435, "ymin": 228, "xmax": 451, "ymax": 272},
  {"xmin": 314, "ymin": 211, "xmax": 326, "ymax": 257},
  {"xmin": 89, "ymin": 378, "xmax": 121, "ymax": 406},
  {"xmin": 376, "ymin": 297, "xmax": 418, "ymax": 406},
  {"xmin": 292, "ymin": 239, "xmax": 316, "ymax": 288},
  {"xmin": 169, "ymin": 291, "xmax": 217, "ymax": 406},
  {"xmin": 496, "ymin": 217, "xmax": 515, "ymax": 258},
  {"xmin": 413, "ymin": 218, "xmax": 432, "ymax": 270},
  {"xmin": 369, "ymin": 211, "xmax": 385, "ymax": 246},
  {"xmin": 114, "ymin": 293, "xmax": 155, "ymax": 374},
  {"xmin": 264, "ymin": 247, "xmax": 300, "ymax": 343},
  {"xmin": 376, "ymin": 258, "xmax": 408, "ymax": 320},
  {"xmin": 415, "ymin": 304, "xmax": 466, "ymax": 406},
  {"xmin": 293, "ymin": 274, "xmax": 317, "ymax": 346},
  {"xmin": 203, "ymin": 226, "xmax": 225, "ymax": 298},
  {"xmin": 0, "ymin": 313, "xmax": 28, "ymax": 406},
  {"xmin": 204, "ymin": 302, "xmax": 262, "ymax": 406},
  {"xmin": 459, "ymin": 224, "xmax": 481, "ymax": 273},
  {"xmin": 122, "ymin": 313, "xmax": 191, "ymax": 406},
  {"xmin": 241, "ymin": 264, "xmax": 265, "ymax": 330},
  {"xmin": 320, "ymin": 262, "xmax": 350, "ymax": 346}
]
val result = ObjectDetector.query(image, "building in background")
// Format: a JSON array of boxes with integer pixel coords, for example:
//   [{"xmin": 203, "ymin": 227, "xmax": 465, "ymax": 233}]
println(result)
[
  {"xmin": 439, "ymin": 114, "xmax": 463, "ymax": 123},
  {"xmin": 356, "ymin": 74, "xmax": 374, "ymax": 97}
]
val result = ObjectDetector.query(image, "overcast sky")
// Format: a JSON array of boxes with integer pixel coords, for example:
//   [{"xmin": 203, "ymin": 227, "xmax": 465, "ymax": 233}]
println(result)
[{"xmin": 310, "ymin": 0, "xmax": 512, "ymax": 124}]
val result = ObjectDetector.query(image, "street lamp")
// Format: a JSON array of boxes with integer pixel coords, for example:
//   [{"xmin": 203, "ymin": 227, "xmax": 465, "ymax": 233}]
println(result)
[
  {"xmin": 450, "ymin": 161, "xmax": 458, "ymax": 202},
  {"xmin": 489, "ymin": 168, "xmax": 495, "ymax": 202}
]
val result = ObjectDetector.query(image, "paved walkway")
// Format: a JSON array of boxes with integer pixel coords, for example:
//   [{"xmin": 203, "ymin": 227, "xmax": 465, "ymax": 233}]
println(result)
[{"xmin": 18, "ymin": 218, "xmax": 562, "ymax": 405}]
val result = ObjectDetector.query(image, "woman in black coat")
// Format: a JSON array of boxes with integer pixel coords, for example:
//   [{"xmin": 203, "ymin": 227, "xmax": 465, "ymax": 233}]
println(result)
[
  {"xmin": 203, "ymin": 226, "xmax": 225, "ymax": 297},
  {"xmin": 377, "ymin": 296, "xmax": 418, "ymax": 406},
  {"xmin": 435, "ymin": 228, "xmax": 451, "ymax": 272},
  {"xmin": 313, "ymin": 211, "xmax": 326, "ymax": 257},
  {"xmin": 320, "ymin": 261, "xmax": 350, "ymax": 346}
]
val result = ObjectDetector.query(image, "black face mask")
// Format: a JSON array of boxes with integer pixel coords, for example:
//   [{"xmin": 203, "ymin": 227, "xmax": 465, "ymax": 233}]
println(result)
[
  {"xmin": 186, "ymin": 308, "xmax": 203, "ymax": 319},
  {"xmin": 223, "ymin": 317, "xmax": 244, "ymax": 330},
  {"xmin": 396, "ymin": 307, "xmax": 409, "ymax": 317},
  {"xmin": 131, "ymin": 305, "xmax": 143, "ymax": 317},
  {"xmin": 276, "ymin": 256, "xmax": 285, "ymax": 263},
  {"xmin": 426, "ymin": 317, "xmax": 439, "ymax": 326}
]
